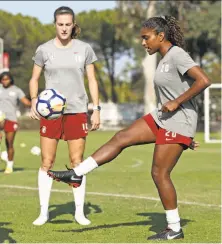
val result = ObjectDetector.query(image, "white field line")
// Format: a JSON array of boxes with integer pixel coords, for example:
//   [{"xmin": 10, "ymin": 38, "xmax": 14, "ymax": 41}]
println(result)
[
  {"xmin": 131, "ymin": 158, "xmax": 144, "ymax": 168},
  {"xmin": 0, "ymin": 184, "xmax": 221, "ymax": 209}
]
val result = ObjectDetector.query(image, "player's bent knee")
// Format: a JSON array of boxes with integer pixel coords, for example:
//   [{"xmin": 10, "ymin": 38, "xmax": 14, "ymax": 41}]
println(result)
[
  {"xmin": 41, "ymin": 158, "xmax": 55, "ymax": 171},
  {"xmin": 113, "ymin": 130, "xmax": 129, "ymax": 147},
  {"xmin": 151, "ymin": 167, "xmax": 170, "ymax": 183}
]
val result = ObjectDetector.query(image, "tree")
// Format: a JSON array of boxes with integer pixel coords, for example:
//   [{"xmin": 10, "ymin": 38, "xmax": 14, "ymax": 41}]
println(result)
[
  {"xmin": 77, "ymin": 9, "xmax": 131, "ymax": 103},
  {"xmin": 117, "ymin": 1, "xmax": 157, "ymax": 113},
  {"xmin": 0, "ymin": 10, "xmax": 54, "ymax": 95}
]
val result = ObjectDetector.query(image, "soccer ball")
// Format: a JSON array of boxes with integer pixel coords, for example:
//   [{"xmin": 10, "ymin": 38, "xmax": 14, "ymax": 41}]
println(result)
[
  {"xmin": 36, "ymin": 89, "xmax": 66, "ymax": 120},
  {"xmin": 30, "ymin": 146, "xmax": 41, "ymax": 156},
  {"xmin": 0, "ymin": 110, "xmax": 6, "ymax": 123}
]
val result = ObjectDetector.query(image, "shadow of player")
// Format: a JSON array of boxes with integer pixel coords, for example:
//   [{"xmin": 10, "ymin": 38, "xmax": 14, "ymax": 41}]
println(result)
[
  {"xmin": 0, "ymin": 167, "xmax": 24, "ymax": 173},
  {"xmin": 137, "ymin": 212, "xmax": 193, "ymax": 234},
  {"xmin": 49, "ymin": 201, "xmax": 102, "ymax": 224},
  {"xmin": 0, "ymin": 222, "xmax": 16, "ymax": 243},
  {"xmin": 56, "ymin": 212, "xmax": 192, "ymax": 234}
]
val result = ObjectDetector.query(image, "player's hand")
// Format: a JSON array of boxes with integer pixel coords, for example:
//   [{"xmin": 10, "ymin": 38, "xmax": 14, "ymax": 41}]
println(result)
[
  {"xmin": 161, "ymin": 100, "xmax": 180, "ymax": 112},
  {"xmin": 90, "ymin": 110, "xmax": 100, "ymax": 131},
  {"xmin": 30, "ymin": 98, "xmax": 40, "ymax": 120},
  {"xmin": 189, "ymin": 140, "xmax": 200, "ymax": 150}
]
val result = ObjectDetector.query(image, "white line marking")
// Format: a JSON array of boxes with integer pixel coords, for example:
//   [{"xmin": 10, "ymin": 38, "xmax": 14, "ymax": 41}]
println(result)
[
  {"xmin": 0, "ymin": 184, "xmax": 221, "ymax": 208},
  {"xmin": 12, "ymin": 170, "xmax": 37, "ymax": 174},
  {"xmin": 131, "ymin": 158, "xmax": 144, "ymax": 168}
]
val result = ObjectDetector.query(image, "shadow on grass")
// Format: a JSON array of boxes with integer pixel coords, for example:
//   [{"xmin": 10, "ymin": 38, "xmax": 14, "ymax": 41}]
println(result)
[
  {"xmin": 0, "ymin": 167, "xmax": 24, "ymax": 173},
  {"xmin": 0, "ymin": 222, "xmax": 16, "ymax": 243},
  {"xmin": 55, "ymin": 212, "xmax": 192, "ymax": 234},
  {"xmin": 49, "ymin": 201, "xmax": 102, "ymax": 224},
  {"xmin": 137, "ymin": 212, "xmax": 193, "ymax": 234}
]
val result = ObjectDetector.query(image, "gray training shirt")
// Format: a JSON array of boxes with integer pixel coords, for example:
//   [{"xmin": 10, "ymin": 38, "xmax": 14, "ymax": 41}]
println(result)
[
  {"xmin": 151, "ymin": 46, "xmax": 198, "ymax": 137},
  {"xmin": 0, "ymin": 84, "xmax": 25, "ymax": 122},
  {"xmin": 32, "ymin": 39, "xmax": 98, "ymax": 114}
]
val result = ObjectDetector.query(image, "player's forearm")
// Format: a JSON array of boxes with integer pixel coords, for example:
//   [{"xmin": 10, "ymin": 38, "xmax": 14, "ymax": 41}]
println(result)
[
  {"xmin": 175, "ymin": 78, "xmax": 211, "ymax": 105},
  {"xmin": 88, "ymin": 79, "xmax": 99, "ymax": 106},
  {"xmin": 21, "ymin": 97, "xmax": 31, "ymax": 107},
  {"xmin": 29, "ymin": 78, "xmax": 39, "ymax": 100}
]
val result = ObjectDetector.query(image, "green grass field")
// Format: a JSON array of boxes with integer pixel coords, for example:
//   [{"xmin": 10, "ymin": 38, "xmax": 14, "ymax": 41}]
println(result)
[{"xmin": 0, "ymin": 131, "xmax": 221, "ymax": 243}]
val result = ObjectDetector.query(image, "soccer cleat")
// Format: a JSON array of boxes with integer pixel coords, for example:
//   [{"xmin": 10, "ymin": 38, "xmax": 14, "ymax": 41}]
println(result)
[
  {"xmin": 147, "ymin": 228, "xmax": 184, "ymax": 240},
  {"xmin": 47, "ymin": 167, "xmax": 83, "ymax": 188},
  {"xmin": 4, "ymin": 167, "xmax": 13, "ymax": 174},
  {"xmin": 32, "ymin": 213, "xmax": 49, "ymax": 226}
]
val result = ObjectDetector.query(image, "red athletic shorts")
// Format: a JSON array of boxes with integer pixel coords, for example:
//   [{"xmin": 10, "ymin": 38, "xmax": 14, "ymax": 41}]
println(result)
[
  {"xmin": 40, "ymin": 113, "xmax": 88, "ymax": 140},
  {"xmin": 143, "ymin": 114, "xmax": 192, "ymax": 148},
  {"xmin": 4, "ymin": 120, "xmax": 19, "ymax": 133}
]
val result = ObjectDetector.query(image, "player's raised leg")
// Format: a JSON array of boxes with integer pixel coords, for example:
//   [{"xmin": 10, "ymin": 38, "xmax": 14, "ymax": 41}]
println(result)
[
  {"xmin": 67, "ymin": 138, "xmax": 90, "ymax": 225},
  {"xmin": 33, "ymin": 137, "xmax": 58, "ymax": 226},
  {"xmin": 48, "ymin": 118, "xmax": 156, "ymax": 184},
  {"xmin": 147, "ymin": 143, "xmax": 184, "ymax": 240}
]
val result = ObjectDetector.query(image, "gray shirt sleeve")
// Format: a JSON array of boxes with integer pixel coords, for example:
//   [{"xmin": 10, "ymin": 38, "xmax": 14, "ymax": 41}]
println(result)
[
  {"xmin": 172, "ymin": 48, "xmax": 198, "ymax": 75},
  {"xmin": 85, "ymin": 44, "xmax": 98, "ymax": 65},
  {"xmin": 17, "ymin": 88, "xmax": 25, "ymax": 100},
  {"xmin": 32, "ymin": 46, "xmax": 44, "ymax": 67}
]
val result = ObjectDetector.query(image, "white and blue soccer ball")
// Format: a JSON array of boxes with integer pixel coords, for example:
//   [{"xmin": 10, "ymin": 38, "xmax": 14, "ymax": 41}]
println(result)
[{"xmin": 36, "ymin": 89, "xmax": 66, "ymax": 120}]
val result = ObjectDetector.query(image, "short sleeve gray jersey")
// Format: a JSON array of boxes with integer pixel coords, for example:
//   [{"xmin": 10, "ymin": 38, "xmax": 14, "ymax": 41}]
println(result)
[
  {"xmin": 151, "ymin": 46, "xmax": 198, "ymax": 137},
  {"xmin": 0, "ymin": 84, "xmax": 25, "ymax": 121},
  {"xmin": 32, "ymin": 39, "xmax": 98, "ymax": 114}
]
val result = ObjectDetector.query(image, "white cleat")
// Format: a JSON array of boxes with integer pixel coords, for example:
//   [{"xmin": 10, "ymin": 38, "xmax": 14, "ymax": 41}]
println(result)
[
  {"xmin": 32, "ymin": 213, "xmax": 49, "ymax": 226},
  {"xmin": 4, "ymin": 167, "xmax": 13, "ymax": 174},
  {"xmin": 75, "ymin": 215, "xmax": 91, "ymax": 225}
]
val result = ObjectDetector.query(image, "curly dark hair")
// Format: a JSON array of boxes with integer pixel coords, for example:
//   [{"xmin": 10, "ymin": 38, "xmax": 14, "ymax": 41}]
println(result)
[
  {"xmin": 142, "ymin": 16, "xmax": 186, "ymax": 50},
  {"xmin": 0, "ymin": 71, "xmax": 14, "ymax": 85},
  {"xmin": 54, "ymin": 6, "xmax": 81, "ymax": 39}
]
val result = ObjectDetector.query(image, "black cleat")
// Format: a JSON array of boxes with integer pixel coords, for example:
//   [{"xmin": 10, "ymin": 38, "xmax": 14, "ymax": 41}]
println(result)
[
  {"xmin": 147, "ymin": 228, "xmax": 184, "ymax": 240},
  {"xmin": 47, "ymin": 167, "xmax": 82, "ymax": 188}
]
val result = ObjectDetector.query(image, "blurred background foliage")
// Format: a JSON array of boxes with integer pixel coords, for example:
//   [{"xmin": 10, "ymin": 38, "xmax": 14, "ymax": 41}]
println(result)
[{"xmin": 0, "ymin": 0, "xmax": 220, "ymax": 103}]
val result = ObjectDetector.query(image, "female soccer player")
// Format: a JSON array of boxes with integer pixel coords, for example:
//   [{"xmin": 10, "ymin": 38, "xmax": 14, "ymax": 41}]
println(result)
[
  {"xmin": 0, "ymin": 72, "xmax": 31, "ymax": 174},
  {"xmin": 48, "ymin": 16, "xmax": 210, "ymax": 240},
  {"xmin": 29, "ymin": 6, "xmax": 100, "ymax": 226}
]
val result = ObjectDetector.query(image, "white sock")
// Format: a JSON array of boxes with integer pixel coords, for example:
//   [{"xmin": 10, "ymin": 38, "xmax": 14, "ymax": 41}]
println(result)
[
  {"xmin": 7, "ymin": 160, "xmax": 14, "ymax": 169},
  {"xmin": 166, "ymin": 208, "xmax": 181, "ymax": 232},
  {"xmin": 73, "ymin": 175, "xmax": 86, "ymax": 216},
  {"xmin": 38, "ymin": 168, "xmax": 53, "ymax": 217},
  {"xmin": 73, "ymin": 175, "xmax": 91, "ymax": 225},
  {"xmin": 74, "ymin": 157, "xmax": 98, "ymax": 176}
]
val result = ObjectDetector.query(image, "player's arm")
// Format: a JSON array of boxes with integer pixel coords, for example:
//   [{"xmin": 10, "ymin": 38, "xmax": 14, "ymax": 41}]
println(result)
[
  {"xmin": 174, "ymin": 67, "xmax": 211, "ymax": 106},
  {"xmin": 29, "ymin": 64, "xmax": 42, "ymax": 120},
  {"xmin": 20, "ymin": 97, "xmax": 31, "ymax": 107},
  {"xmin": 162, "ymin": 66, "xmax": 211, "ymax": 112},
  {"xmin": 86, "ymin": 63, "xmax": 100, "ymax": 131}
]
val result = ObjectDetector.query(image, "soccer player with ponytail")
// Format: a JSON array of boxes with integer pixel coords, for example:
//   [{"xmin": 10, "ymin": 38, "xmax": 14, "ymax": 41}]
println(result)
[{"xmin": 48, "ymin": 16, "xmax": 210, "ymax": 240}]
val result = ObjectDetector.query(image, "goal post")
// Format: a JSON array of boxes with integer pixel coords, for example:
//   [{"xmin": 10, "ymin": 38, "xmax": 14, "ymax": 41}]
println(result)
[{"xmin": 204, "ymin": 83, "xmax": 222, "ymax": 143}]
